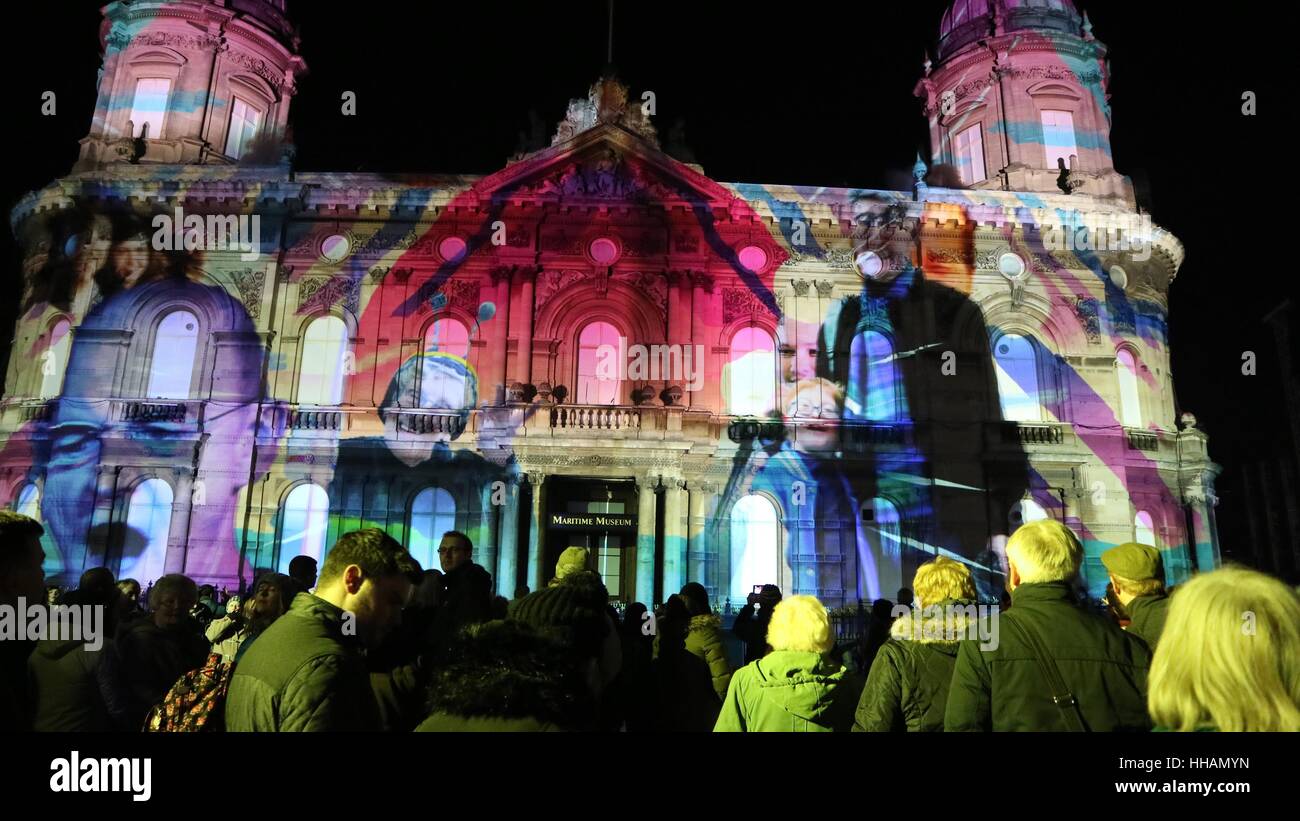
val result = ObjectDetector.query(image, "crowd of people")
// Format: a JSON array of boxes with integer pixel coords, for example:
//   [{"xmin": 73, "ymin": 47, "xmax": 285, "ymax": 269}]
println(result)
[{"xmin": 2, "ymin": 509, "xmax": 1297, "ymax": 732}]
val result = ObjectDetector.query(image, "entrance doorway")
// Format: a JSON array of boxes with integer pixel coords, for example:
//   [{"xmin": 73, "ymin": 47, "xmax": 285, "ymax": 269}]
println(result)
[{"xmin": 544, "ymin": 477, "xmax": 638, "ymax": 602}]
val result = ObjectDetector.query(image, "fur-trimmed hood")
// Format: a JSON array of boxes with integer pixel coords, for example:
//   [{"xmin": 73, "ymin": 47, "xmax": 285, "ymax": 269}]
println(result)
[
  {"xmin": 686, "ymin": 613, "xmax": 723, "ymax": 635},
  {"xmin": 889, "ymin": 600, "xmax": 981, "ymax": 649},
  {"xmin": 423, "ymin": 620, "xmax": 594, "ymax": 728}
]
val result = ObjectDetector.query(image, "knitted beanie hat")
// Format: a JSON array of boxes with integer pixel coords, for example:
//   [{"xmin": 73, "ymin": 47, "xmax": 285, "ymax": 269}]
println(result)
[
  {"xmin": 509, "ymin": 571, "xmax": 608, "ymax": 658},
  {"xmin": 555, "ymin": 547, "xmax": 590, "ymax": 581}
]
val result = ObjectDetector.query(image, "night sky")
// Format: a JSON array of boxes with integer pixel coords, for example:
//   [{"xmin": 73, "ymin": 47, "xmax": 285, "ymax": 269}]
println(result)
[{"xmin": 2, "ymin": 0, "xmax": 1290, "ymax": 568}]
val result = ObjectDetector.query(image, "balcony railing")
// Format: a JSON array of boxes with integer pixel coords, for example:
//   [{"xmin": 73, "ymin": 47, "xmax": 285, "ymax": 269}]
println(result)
[
  {"xmin": 551, "ymin": 404, "xmax": 642, "ymax": 431},
  {"xmin": 121, "ymin": 401, "xmax": 187, "ymax": 423},
  {"xmin": 288, "ymin": 408, "xmax": 342, "ymax": 431},
  {"xmin": 1004, "ymin": 422, "xmax": 1063, "ymax": 446},
  {"xmin": 391, "ymin": 409, "xmax": 465, "ymax": 437},
  {"xmin": 1126, "ymin": 428, "xmax": 1159, "ymax": 452}
]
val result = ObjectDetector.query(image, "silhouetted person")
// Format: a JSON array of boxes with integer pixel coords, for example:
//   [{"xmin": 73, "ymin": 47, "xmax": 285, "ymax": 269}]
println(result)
[
  {"xmin": 733, "ymin": 584, "xmax": 782, "ymax": 663},
  {"xmin": 287, "ymin": 555, "xmax": 317, "ymax": 595},
  {"xmin": 0, "ymin": 512, "xmax": 49, "ymax": 732}
]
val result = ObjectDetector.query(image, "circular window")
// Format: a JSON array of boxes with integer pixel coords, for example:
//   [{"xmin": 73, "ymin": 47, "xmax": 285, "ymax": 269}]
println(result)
[
  {"xmin": 589, "ymin": 237, "xmax": 619, "ymax": 264},
  {"xmin": 998, "ymin": 252, "xmax": 1027, "ymax": 280},
  {"xmin": 1109, "ymin": 265, "xmax": 1128, "ymax": 289},
  {"xmin": 320, "ymin": 234, "xmax": 351, "ymax": 262},
  {"xmin": 997, "ymin": 342, "xmax": 1011, "ymax": 356},
  {"xmin": 855, "ymin": 250, "xmax": 884, "ymax": 280},
  {"xmin": 63, "ymin": 235, "xmax": 81, "ymax": 257},
  {"xmin": 438, "ymin": 236, "xmax": 468, "ymax": 262},
  {"xmin": 738, "ymin": 245, "xmax": 768, "ymax": 273}
]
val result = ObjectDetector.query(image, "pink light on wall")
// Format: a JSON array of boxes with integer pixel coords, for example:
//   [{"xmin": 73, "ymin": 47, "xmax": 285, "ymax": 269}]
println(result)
[
  {"xmin": 738, "ymin": 245, "xmax": 768, "ymax": 273},
  {"xmin": 589, "ymin": 237, "xmax": 619, "ymax": 264},
  {"xmin": 438, "ymin": 236, "xmax": 467, "ymax": 262}
]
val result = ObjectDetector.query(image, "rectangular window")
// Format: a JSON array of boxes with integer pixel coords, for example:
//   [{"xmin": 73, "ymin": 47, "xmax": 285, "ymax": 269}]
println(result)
[
  {"xmin": 1041, "ymin": 109, "xmax": 1078, "ymax": 171},
  {"xmin": 954, "ymin": 124, "xmax": 986, "ymax": 186},
  {"xmin": 128, "ymin": 78, "xmax": 171, "ymax": 139},
  {"xmin": 224, "ymin": 96, "xmax": 263, "ymax": 159}
]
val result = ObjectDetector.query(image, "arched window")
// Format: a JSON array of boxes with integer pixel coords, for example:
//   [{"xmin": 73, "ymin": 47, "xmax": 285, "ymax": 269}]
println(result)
[
  {"xmin": 847, "ymin": 330, "xmax": 900, "ymax": 421},
  {"xmin": 14, "ymin": 483, "xmax": 41, "ymax": 521},
  {"xmin": 279, "ymin": 484, "xmax": 329, "ymax": 573},
  {"xmin": 128, "ymin": 77, "xmax": 171, "ymax": 139},
  {"xmin": 298, "ymin": 316, "xmax": 348, "ymax": 406},
  {"xmin": 1041, "ymin": 109, "xmax": 1078, "ymax": 170},
  {"xmin": 730, "ymin": 494, "xmax": 779, "ymax": 603},
  {"xmin": 1116, "ymin": 349, "xmax": 1142, "ymax": 429},
  {"xmin": 224, "ymin": 96, "xmax": 263, "ymax": 160},
  {"xmin": 727, "ymin": 327, "xmax": 776, "ymax": 415},
  {"xmin": 993, "ymin": 333, "xmax": 1042, "ymax": 422},
  {"xmin": 576, "ymin": 321, "xmax": 621, "ymax": 405},
  {"xmin": 121, "ymin": 479, "xmax": 173, "ymax": 585},
  {"xmin": 420, "ymin": 318, "xmax": 471, "ymax": 408},
  {"xmin": 1010, "ymin": 497, "xmax": 1049, "ymax": 531},
  {"xmin": 146, "ymin": 311, "xmax": 199, "ymax": 399},
  {"xmin": 409, "ymin": 487, "xmax": 457, "ymax": 570},
  {"xmin": 1135, "ymin": 510, "xmax": 1156, "ymax": 546},
  {"xmin": 39, "ymin": 319, "xmax": 72, "ymax": 399}
]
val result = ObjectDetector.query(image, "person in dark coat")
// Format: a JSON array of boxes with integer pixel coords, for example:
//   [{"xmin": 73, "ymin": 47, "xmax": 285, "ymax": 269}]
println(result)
[
  {"xmin": 225, "ymin": 528, "xmax": 421, "ymax": 732},
  {"xmin": 116, "ymin": 573, "xmax": 210, "ymax": 728},
  {"xmin": 425, "ymin": 530, "xmax": 493, "ymax": 658},
  {"xmin": 1, "ymin": 512, "xmax": 51, "ymax": 732},
  {"xmin": 415, "ymin": 620, "xmax": 595, "ymax": 732},
  {"xmin": 28, "ymin": 571, "xmax": 132, "ymax": 731},
  {"xmin": 855, "ymin": 556, "xmax": 982, "ymax": 732},
  {"xmin": 1101, "ymin": 542, "xmax": 1171, "ymax": 651},
  {"xmin": 652, "ymin": 594, "xmax": 720, "ymax": 732},
  {"xmin": 733, "ymin": 584, "xmax": 781, "ymax": 664},
  {"xmin": 945, "ymin": 520, "xmax": 1152, "ymax": 732}
]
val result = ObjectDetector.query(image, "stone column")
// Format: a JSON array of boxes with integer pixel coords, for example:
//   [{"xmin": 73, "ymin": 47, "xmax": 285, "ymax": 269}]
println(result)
[
  {"xmin": 689, "ymin": 273, "xmax": 715, "ymax": 410},
  {"xmin": 479, "ymin": 479, "xmax": 500, "ymax": 584},
  {"xmin": 85, "ymin": 464, "xmax": 122, "ymax": 572},
  {"xmin": 165, "ymin": 467, "xmax": 196, "ymax": 576},
  {"xmin": 495, "ymin": 474, "xmax": 522, "ymax": 598},
  {"xmin": 526, "ymin": 471, "xmax": 547, "ymax": 590},
  {"xmin": 514, "ymin": 266, "xmax": 536, "ymax": 388},
  {"xmin": 490, "ymin": 266, "xmax": 513, "ymax": 405},
  {"xmin": 687, "ymin": 481, "xmax": 717, "ymax": 592},
  {"xmin": 635, "ymin": 474, "xmax": 660, "ymax": 605},
  {"xmin": 662, "ymin": 476, "xmax": 688, "ymax": 596}
]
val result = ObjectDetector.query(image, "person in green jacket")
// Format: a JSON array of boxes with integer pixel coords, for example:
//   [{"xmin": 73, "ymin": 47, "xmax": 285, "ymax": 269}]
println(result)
[
  {"xmin": 1148, "ymin": 565, "xmax": 1300, "ymax": 732},
  {"xmin": 854, "ymin": 556, "xmax": 984, "ymax": 732},
  {"xmin": 715, "ymin": 594, "xmax": 862, "ymax": 732},
  {"xmin": 224, "ymin": 528, "xmax": 421, "ymax": 732},
  {"xmin": 944, "ymin": 520, "xmax": 1152, "ymax": 732},
  {"xmin": 680, "ymin": 582, "xmax": 732, "ymax": 700},
  {"xmin": 1101, "ymin": 542, "xmax": 1170, "ymax": 651}
]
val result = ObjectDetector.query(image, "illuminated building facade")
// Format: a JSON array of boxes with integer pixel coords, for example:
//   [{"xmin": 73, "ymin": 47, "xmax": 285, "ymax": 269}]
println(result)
[{"xmin": 1, "ymin": 0, "xmax": 1220, "ymax": 606}]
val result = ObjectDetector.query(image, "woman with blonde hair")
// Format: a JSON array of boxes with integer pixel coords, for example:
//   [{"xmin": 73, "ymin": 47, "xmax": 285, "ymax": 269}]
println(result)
[
  {"xmin": 714, "ymin": 595, "xmax": 862, "ymax": 732},
  {"xmin": 854, "ymin": 555, "xmax": 981, "ymax": 732},
  {"xmin": 1149, "ymin": 565, "xmax": 1300, "ymax": 732}
]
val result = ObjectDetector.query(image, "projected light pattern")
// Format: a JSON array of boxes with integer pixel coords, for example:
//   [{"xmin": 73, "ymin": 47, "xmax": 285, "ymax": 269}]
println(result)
[{"xmin": 0, "ymin": 3, "xmax": 1216, "ymax": 607}]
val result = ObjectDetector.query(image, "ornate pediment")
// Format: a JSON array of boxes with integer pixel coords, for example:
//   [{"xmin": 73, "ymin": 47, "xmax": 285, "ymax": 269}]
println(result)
[{"xmin": 476, "ymin": 122, "xmax": 735, "ymax": 209}]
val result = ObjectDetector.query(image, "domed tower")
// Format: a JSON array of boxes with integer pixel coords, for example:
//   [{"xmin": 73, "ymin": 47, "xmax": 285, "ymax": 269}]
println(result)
[
  {"xmin": 76, "ymin": 0, "xmax": 306, "ymax": 170},
  {"xmin": 915, "ymin": 0, "xmax": 1133, "ymax": 203}
]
